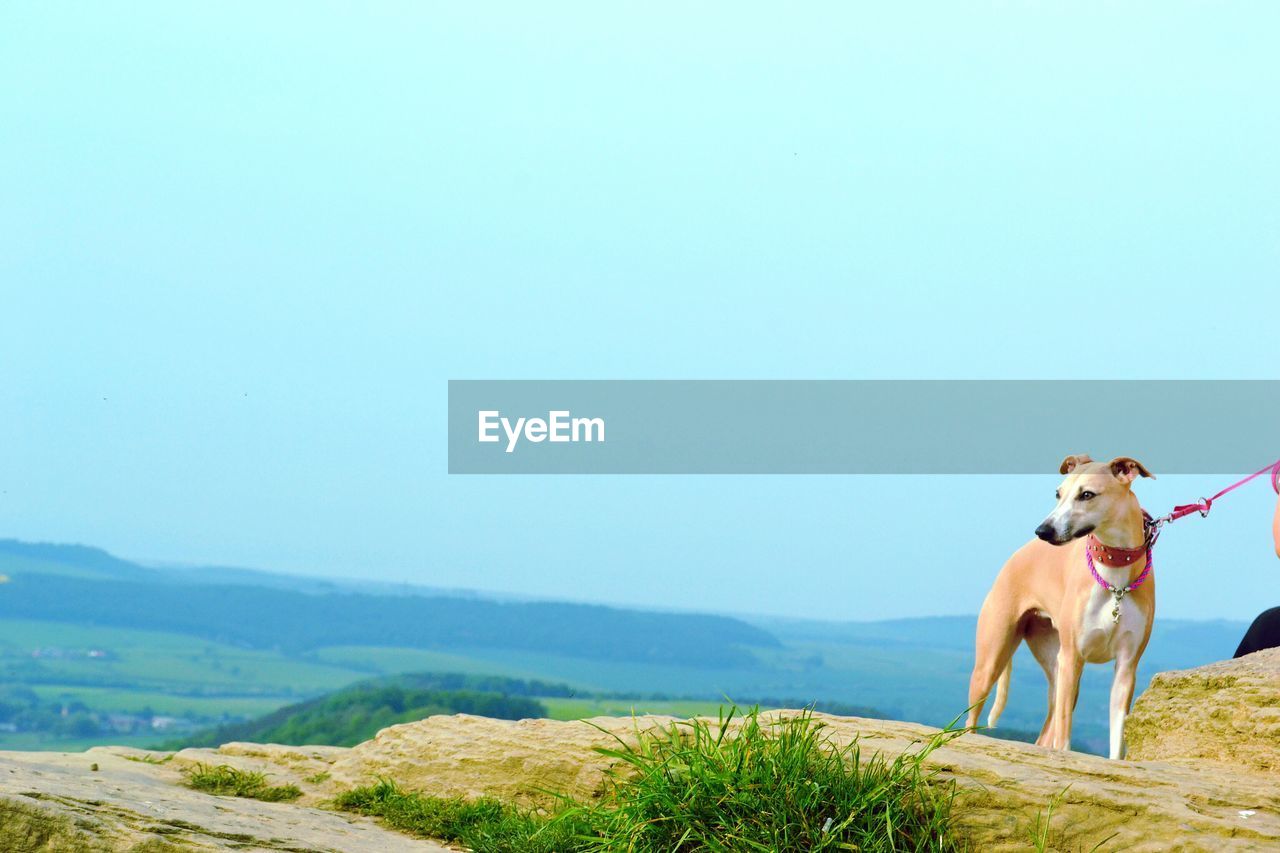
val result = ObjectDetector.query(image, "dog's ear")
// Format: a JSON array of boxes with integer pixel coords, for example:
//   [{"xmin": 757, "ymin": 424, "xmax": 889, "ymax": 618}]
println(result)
[
  {"xmin": 1110, "ymin": 456, "xmax": 1155, "ymax": 483},
  {"xmin": 1059, "ymin": 454, "xmax": 1094, "ymax": 474}
]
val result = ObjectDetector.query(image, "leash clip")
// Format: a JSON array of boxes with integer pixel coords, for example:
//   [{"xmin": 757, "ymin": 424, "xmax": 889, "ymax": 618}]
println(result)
[
  {"xmin": 1196, "ymin": 497, "xmax": 1211, "ymax": 518},
  {"xmin": 1143, "ymin": 512, "xmax": 1167, "ymax": 549},
  {"xmin": 1111, "ymin": 588, "xmax": 1128, "ymax": 623}
]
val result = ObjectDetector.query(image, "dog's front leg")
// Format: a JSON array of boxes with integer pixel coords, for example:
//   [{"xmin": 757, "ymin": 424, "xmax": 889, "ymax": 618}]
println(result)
[
  {"xmin": 1050, "ymin": 643, "xmax": 1083, "ymax": 750},
  {"xmin": 1108, "ymin": 653, "xmax": 1139, "ymax": 759}
]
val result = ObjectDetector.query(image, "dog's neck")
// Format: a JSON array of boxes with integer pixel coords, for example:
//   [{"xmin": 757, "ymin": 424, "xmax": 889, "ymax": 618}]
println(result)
[{"xmin": 1091, "ymin": 499, "xmax": 1146, "ymax": 550}]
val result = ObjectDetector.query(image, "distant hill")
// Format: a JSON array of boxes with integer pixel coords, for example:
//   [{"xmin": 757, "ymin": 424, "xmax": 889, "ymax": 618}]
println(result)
[
  {"xmin": 175, "ymin": 673, "xmax": 555, "ymax": 748},
  {"xmin": 753, "ymin": 613, "xmax": 1249, "ymax": 674},
  {"xmin": 0, "ymin": 541, "xmax": 781, "ymax": 667},
  {"xmin": 0, "ymin": 541, "xmax": 162, "ymax": 584},
  {"xmin": 0, "ymin": 539, "xmax": 482, "ymax": 599},
  {"xmin": 0, "ymin": 538, "xmax": 1251, "ymax": 757},
  {"xmin": 172, "ymin": 672, "xmax": 889, "ymax": 749}
]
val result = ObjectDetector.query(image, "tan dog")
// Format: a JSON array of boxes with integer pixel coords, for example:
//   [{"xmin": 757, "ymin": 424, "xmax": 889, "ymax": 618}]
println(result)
[{"xmin": 967, "ymin": 454, "xmax": 1155, "ymax": 759}]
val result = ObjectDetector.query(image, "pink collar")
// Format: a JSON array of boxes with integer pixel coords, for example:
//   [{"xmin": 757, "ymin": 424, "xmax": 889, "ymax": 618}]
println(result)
[{"xmin": 1086, "ymin": 528, "xmax": 1154, "ymax": 622}]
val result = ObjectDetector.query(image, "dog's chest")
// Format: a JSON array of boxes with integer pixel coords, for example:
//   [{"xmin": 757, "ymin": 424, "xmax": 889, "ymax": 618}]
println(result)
[{"xmin": 1077, "ymin": 583, "xmax": 1147, "ymax": 663}]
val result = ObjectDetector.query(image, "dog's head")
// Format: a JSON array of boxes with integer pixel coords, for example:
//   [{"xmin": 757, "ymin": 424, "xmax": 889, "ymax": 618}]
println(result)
[{"xmin": 1034, "ymin": 454, "xmax": 1154, "ymax": 545}]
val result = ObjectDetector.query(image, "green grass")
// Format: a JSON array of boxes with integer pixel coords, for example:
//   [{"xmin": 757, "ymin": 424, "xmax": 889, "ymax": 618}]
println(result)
[
  {"xmin": 1027, "ymin": 789, "xmax": 1060, "ymax": 853},
  {"xmin": 335, "ymin": 783, "xmax": 588, "ymax": 853},
  {"xmin": 336, "ymin": 705, "xmax": 962, "ymax": 852},
  {"xmin": 1026, "ymin": 787, "xmax": 1117, "ymax": 853},
  {"xmin": 581, "ymin": 705, "xmax": 961, "ymax": 851},
  {"xmin": 182, "ymin": 763, "xmax": 302, "ymax": 802}
]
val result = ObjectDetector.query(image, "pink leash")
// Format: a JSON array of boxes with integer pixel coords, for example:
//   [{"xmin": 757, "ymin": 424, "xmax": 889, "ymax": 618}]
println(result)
[
  {"xmin": 1156, "ymin": 458, "xmax": 1280, "ymax": 525},
  {"xmin": 1089, "ymin": 458, "xmax": 1280, "ymax": 621}
]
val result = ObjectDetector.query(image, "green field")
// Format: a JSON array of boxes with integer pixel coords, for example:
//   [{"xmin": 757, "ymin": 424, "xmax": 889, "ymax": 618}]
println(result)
[
  {"xmin": 538, "ymin": 696, "xmax": 726, "ymax": 721},
  {"xmin": 26, "ymin": 685, "xmax": 284, "ymax": 718},
  {"xmin": 0, "ymin": 603, "xmax": 1249, "ymax": 758},
  {"xmin": 0, "ymin": 619, "xmax": 361, "ymax": 695},
  {"xmin": 0, "ymin": 730, "xmax": 172, "ymax": 751},
  {"xmin": 305, "ymin": 645, "xmax": 544, "ymax": 679},
  {"xmin": 0, "ymin": 621, "xmax": 770, "ymax": 751},
  {"xmin": 0, "ymin": 619, "xmax": 370, "ymax": 750},
  {"xmin": 0, "ymin": 617, "xmax": 859, "ymax": 751},
  {"xmin": 0, "ymin": 618, "xmax": 1086, "ymax": 751}
]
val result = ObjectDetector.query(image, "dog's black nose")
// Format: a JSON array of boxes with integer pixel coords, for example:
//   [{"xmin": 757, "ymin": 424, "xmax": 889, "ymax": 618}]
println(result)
[{"xmin": 1034, "ymin": 522, "xmax": 1055, "ymax": 542}]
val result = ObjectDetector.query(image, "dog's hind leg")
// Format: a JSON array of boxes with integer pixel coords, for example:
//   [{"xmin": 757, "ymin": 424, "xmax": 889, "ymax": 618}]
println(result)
[
  {"xmin": 1024, "ymin": 614, "xmax": 1060, "ymax": 746},
  {"xmin": 986, "ymin": 659, "xmax": 1012, "ymax": 728},
  {"xmin": 967, "ymin": 594, "xmax": 1023, "ymax": 730}
]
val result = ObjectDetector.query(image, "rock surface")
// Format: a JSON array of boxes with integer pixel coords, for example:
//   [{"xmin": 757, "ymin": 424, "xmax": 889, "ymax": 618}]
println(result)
[
  {"xmin": 0, "ymin": 744, "xmax": 448, "ymax": 852},
  {"xmin": 2, "ymin": 653, "xmax": 1278, "ymax": 851},
  {"xmin": 1126, "ymin": 646, "xmax": 1280, "ymax": 772},
  {"xmin": 330, "ymin": 712, "xmax": 676, "ymax": 806},
  {"xmin": 332, "ymin": 710, "xmax": 1280, "ymax": 852}
]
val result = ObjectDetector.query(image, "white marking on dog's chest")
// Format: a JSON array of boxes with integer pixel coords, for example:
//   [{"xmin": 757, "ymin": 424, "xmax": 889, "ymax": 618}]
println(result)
[{"xmin": 1077, "ymin": 565, "xmax": 1146, "ymax": 663}]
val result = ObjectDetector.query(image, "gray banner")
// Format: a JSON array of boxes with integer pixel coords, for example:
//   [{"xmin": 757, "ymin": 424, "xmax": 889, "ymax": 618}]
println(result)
[{"xmin": 448, "ymin": 380, "xmax": 1280, "ymax": 474}]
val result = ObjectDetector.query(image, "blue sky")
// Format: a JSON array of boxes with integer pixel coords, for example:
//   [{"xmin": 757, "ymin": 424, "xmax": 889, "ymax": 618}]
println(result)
[{"xmin": 2, "ymin": 4, "xmax": 1277, "ymax": 620}]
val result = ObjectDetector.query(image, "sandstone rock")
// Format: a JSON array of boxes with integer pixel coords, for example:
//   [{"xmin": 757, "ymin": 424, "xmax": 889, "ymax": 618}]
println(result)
[
  {"xmin": 1126, "ymin": 646, "xmax": 1280, "ymax": 772},
  {"xmin": 3, "ymin": 653, "xmax": 1278, "ymax": 852},
  {"xmin": 0, "ymin": 745, "xmax": 447, "ymax": 851},
  {"xmin": 332, "ymin": 711, "xmax": 1280, "ymax": 852},
  {"xmin": 331, "ymin": 712, "xmax": 678, "ymax": 806}
]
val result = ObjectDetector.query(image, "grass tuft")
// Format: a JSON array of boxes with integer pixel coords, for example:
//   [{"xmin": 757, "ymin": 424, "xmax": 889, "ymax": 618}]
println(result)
[
  {"xmin": 181, "ymin": 763, "xmax": 301, "ymax": 802},
  {"xmin": 576, "ymin": 705, "xmax": 962, "ymax": 851},
  {"xmin": 334, "ymin": 782, "xmax": 584, "ymax": 853},
  {"xmin": 336, "ymin": 705, "xmax": 963, "ymax": 852},
  {"xmin": 1027, "ymin": 787, "xmax": 1117, "ymax": 853}
]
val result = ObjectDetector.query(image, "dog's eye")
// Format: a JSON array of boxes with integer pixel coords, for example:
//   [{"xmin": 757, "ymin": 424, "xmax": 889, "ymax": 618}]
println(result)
[
  {"xmin": 1078, "ymin": 490, "xmax": 1096, "ymax": 501},
  {"xmin": 1055, "ymin": 490, "xmax": 1061, "ymax": 500}
]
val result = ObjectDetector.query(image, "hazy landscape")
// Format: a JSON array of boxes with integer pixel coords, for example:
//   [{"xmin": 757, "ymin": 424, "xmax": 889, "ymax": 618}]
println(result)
[{"xmin": 0, "ymin": 538, "xmax": 1247, "ymax": 756}]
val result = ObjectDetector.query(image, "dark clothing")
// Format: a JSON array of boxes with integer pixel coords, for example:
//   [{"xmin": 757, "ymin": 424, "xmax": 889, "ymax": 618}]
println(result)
[{"xmin": 1234, "ymin": 606, "xmax": 1280, "ymax": 657}]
